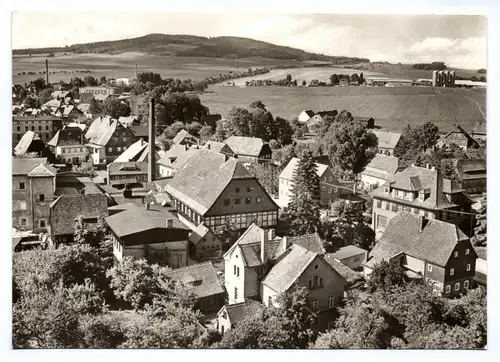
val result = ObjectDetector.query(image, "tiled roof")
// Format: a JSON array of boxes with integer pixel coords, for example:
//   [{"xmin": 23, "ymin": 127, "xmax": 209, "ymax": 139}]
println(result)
[
  {"xmin": 173, "ymin": 129, "xmax": 199, "ymax": 145},
  {"xmin": 369, "ymin": 212, "xmax": 470, "ymax": 267},
  {"xmin": 372, "ymin": 131, "xmax": 402, "ymax": 150},
  {"xmin": 302, "ymin": 110, "xmax": 315, "ymax": 117},
  {"xmin": 157, "ymin": 144, "xmax": 201, "ymax": 169},
  {"xmin": 49, "ymin": 194, "xmax": 108, "ymax": 236},
  {"xmin": 165, "ymin": 261, "xmax": 224, "ymax": 299},
  {"xmin": 188, "ymin": 222, "xmax": 212, "ymax": 245},
  {"xmin": 13, "ymin": 157, "xmax": 47, "ymax": 176},
  {"xmin": 43, "ymin": 99, "xmax": 62, "ymax": 108},
  {"xmin": 129, "ymin": 125, "xmax": 149, "ymax": 138},
  {"xmin": 107, "ymin": 162, "xmax": 148, "ymax": 176},
  {"xmin": 328, "ymin": 245, "xmax": 367, "ymax": 261},
  {"xmin": 371, "ymin": 166, "xmax": 457, "ymax": 210},
  {"xmin": 204, "ymin": 141, "xmax": 234, "ymax": 155},
  {"xmin": 14, "ymin": 131, "xmax": 42, "ymax": 156},
  {"xmin": 28, "ymin": 163, "xmax": 56, "ymax": 177},
  {"xmin": 261, "ymin": 244, "xmax": 319, "ymax": 293},
  {"xmin": 239, "ymin": 240, "xmax": 283, "ymax": 267},
  {"xmin": 289, "ymin": 233, "xmax": 325, "ymax": 255},
  {"xmin": 225, "ymin": 136, "xmax": 266, "ymax": 157},
  {"xmin": 362, "ymin": 154, "xmax": 407, "ymax": 179},
  {"xmin": 105, "ymin": 205, "xmax": 190, "ymax": 239},
  {"xmin": 85, "ymin": 116, "xmax": 119, "ymax": 146},
  {"xmin": 324, "ymin": 255, "xmax": 364, "ymax": 283},
  {"xmin": 47, "ymin": 126, "xmax": 84, "ymax": 147},
  {"xmin": 165, "ymin": 149, "xmax": 254, "ymax": 215},
  {"xmin": 456, "ymin": 159, "xmax": 486, "ymax": 180},
  {"xmin": 113, "ymin": 139, "xmax": 149, "ymax": 163},
  {"xmin": 279, "ymin": 157, "xmax": 330, "ymax": 181},
  {"xmin": 222, "ymin": 299, "xmax": 263, "ymax": 325},
  {"xmin": 79, "ymin": 93, "xmax": 95, "ymax": 104}
]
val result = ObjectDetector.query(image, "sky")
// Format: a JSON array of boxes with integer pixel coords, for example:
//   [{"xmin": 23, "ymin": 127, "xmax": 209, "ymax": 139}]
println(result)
[{"xmin": 11, "ymin": 12, "xmax": 487, "ymax": 69}]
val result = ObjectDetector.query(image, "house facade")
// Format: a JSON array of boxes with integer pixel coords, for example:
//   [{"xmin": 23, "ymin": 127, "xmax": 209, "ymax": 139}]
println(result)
[
  {"xmin": 157, "ymin": 144, "xmax": 201, "ymax": 178},
  {"xmin": 372, "ymin": 130, "xmax": 402, "ymax": 156},
  {"xmin": 360, "ymin": 154, "xmax": 407, "ymax": 191},
  {"xmin": 363, "ymin": 212, "xmax": 477, "ymax": 297},
  {"xmin": 224, "ymin": 136, "xmax": 272, "ymax": 164},
  {"xmin": 436, "ymin": 125, "xmax": 480, "ymax": 151},
  {"xmin": 371, "ymin": 164, "xmax": 473, "ymax": 238},
  {"xmin": 107, "ymin": 162, "xmax": 149, "ymax": 187},
  {"xmin": 12, "ymin": 158, "xmax": 55, "ymax": 232},
  {"xmin": 189, "ymin": 222, "xmax": 223, "ymax": 261},
  {"xmin": 47, "ymin": 126, "xmax": 88, "ymax": 165},
  {"xmin": 165, "ymin": 149, "xmax": 279, "ymax": 234},
  {"xmin": 455, "ymin": 158, "xmax": 486, "ymax": 195},
  {"xmin": 327, "ymin": 245, "xmax": 368, "ymax": 270},
  {"xmin": 12, "ymin": 115, "xmax": 63, "ymax": 147}
]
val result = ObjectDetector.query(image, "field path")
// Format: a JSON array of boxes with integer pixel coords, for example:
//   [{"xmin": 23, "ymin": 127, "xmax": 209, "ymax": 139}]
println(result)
[{"xmin": 465, "ymin": 96, "xmax": 486, "ymax": 118}]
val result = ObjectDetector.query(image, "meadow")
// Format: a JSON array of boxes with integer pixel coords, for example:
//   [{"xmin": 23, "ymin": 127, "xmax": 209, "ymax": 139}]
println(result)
[{"xmin": 200, "ymin": 85, "xmax": 486, "ymax": 133}]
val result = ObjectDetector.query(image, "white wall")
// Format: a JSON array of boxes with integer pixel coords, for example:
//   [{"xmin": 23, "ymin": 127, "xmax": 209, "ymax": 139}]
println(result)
[{"xmin": 224, "ymin": 247, "xmax": 246, "ymax": 304}]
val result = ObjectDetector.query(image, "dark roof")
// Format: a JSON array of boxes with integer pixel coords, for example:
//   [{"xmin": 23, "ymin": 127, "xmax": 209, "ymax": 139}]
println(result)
[
  {"xmin": 165, "ymin": 149, "xmax": 254, "ymax": 215},
  {"xmin": 289, "ymin": 233, "xmax": 325, "ymax": 255},
  {"xmin": 189, "ymin": 223, "xmax": 214, "ymax": 245},
  {"xmin": 316, "ymin": 110, "xmax": 335, "ymax": 118},
  {"xmin": 303, "ymin": 110, "xmax": 315, "ymax": 117},
  {"xmin": 313, "ymin": 155, "xmax": 333, "ymax": 168},
  {"xmin": 47, "ymin": 127, "xmax": 84, "ymax": 147},
  {"xmin": 105, "ymin": 205, "xmax": 190, "ymax": 239},
  {"xmin": 369, "ymin": 212, "xmax": 470, "ymax": 267},
  {"xmin": 108, "ymin": 162, "xmax": 148, "ymax": 176},
  {"xmin": 224, "ymin": 136, "xmax": 267, "ymax": 157},
  {"xmin": 14, "ymin": 131, "xmax": 43, "ymax": 156},
  {"xmin": 12, "ymin": 158, "xmax": 48, "ymax": 175},
  {"xmin": 324, "ymin": 255, "xmax": 364, "ymax": 283},
  {"xmin": 201, "ymin": 114, "xmax": 222, "ymax": 128},
  {"xmin": 172, "ymin": 129, "xmax": 199, "ymax": 145},
  {"xmin": 371, "ymin": 165, "xmax": 457, "ymax": 210},
  {"xmin": 50, "ymin": 194, "xmax": 108, "ymax": 236},
  {"xmin": 221, "ymin": 299, "xmax": 262, "ymax": 325},
  {"xmin": 456, "ymin": 159, "xmax": 486, "ymax": 180},
  {"xmin": 129, "ymin": 125, "xmax": 149, "ymax": 138},
  {"xmin": 165, "ymin": 261, "xmax": 224, "ymax": 299}
]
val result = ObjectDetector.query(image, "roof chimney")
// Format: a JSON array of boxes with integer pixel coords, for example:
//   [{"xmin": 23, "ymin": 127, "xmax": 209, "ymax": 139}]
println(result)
[
  {"xmin": 207, "ymin": 143, "xmax": 211, "ymax": 150},
  {"xmin": 260, "ymin": 228, "xmax": 268, "ymax": 264},
  {"xmin": 418, "ymin": 215, "xmax": 428, "ymax": 231},
  {"xmin": 282, "ymin": 236, "xmax": 289, "ymax": 253},
  {"xmin": 145, "ymin": 202, "xmax": 150, "ymax": 210},
  {"xmin": 166, "ymin": 218, "xmax": 174, "ymax": 228},
  {"xmin": 148, "ymin": 98, "xmax": 155, "ymax": 183}
]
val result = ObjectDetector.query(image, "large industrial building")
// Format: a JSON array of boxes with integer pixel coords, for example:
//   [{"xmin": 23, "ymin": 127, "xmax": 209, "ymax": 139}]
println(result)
[{"xmin": 432, "ymin": 70, "xmax": 456, "ymax": 87}]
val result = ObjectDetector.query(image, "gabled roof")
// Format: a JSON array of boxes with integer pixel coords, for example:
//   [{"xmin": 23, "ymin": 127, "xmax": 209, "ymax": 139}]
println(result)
[
  {"xmin": 324, "ymin": 254, "xmax": 364, "ymax": 283},
  {"xmin": 372, "ymin": 131, "xmax": 402, "ymax": 150},
  {"xmin": 43, "ymin": 99, "xmax": 62, "ymax": 109},
  {"xmin": 172, "ymin": 129, "xmax": 199, "ymax": 145},
  {"xmin": 369, "ymin": 212, "xmax": 471, "ymax": 267},
  {"xmin": 12, "ymin": 158, "xmax": 48, "ymax": 175},
  {"xmin": 113, "ymin": 139, "xmax": 149, "ymax": 163},
  {"xmin": 165, "ymin": 261, "xmax": 224, "ymax": 299},
  {"xmin": 279, "ymin": 157, "xmax": 331, "ymax": 181},
  {"xmin": 47, "ymin": 127, "xmax": 84, "ymax": 147},
  {"xmin": 14, "ymin": 131, "xmax": 42, "ymax": 156},
  {"xmin": 107, "ymin": 161, "xmax": 148, "ymax": 175},
  {"xmin": 301, "ymin": 110, "xmax": 315, "ymax": 117},
  {"xmin": 106, "ymin": 205, "xmax": 190, "ymax": 239},
  {"xmin": 362, "ymin": 154, "xmax": 407, "ymax": 179},
  {"xmin": 157, "ymin": 144, "xmax": 201, "ymax": 169},
  {"xmin": 204, "ymin": 140, "xmax": 234, "ymax": 155},
  {"xmin": 289, "ymin": 233, "xmax": 325, "ymax": 255},
  {"xmin": 49, "ymin": 194, "xmax": 108, "ymax": 236},
  {"xmin": 224, "ymin": 136, "xmax": 267, "ymax": 157},
  {"xmin": 189, "ymin": 222, "xmax": 213, "ymax": 245},
  {"xmin": 219, "ymin": 299, "xmax": 262, "ymax": 325},
  {"xmin": 85, "ymin": 116, "xmax": 120, "ymax": 146},
  {"xmin": 129, "ymin": 125, "xmax": 148, "ymax": 138},
  {"xmin": 27, "ymin": 163, "xmax": 56, "ymax": 177},
  {"xmin": 165, "ymin": 149, "xmax": 254, "ymax": 215},
  {"xmin": 315, "ymin": 110, "xmax": 335, "ymax": 118},
  {"xmin": 328, "ymin": 245, "xmax": 367, "ymax": 260},
  {"xmin": 456, "ymin": 158, "xmax": 486, "ymax": 180}
]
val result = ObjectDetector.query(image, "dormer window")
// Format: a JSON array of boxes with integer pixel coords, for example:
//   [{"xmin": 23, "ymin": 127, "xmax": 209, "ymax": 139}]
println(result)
[
  {"xmin": 384, "ymin": 186, "xmax": 390, "ymax": 194},
  {"xmin": 419, "ymin": 193, "xmax": 425, "ymax": 201}
]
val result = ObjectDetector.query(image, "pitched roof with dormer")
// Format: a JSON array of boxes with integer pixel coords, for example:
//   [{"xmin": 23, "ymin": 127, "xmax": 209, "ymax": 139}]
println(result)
[
  {"xmin": 47, "ymin": 126, "xmax": 84, "ymax": 147},
  {"xmin": 157, "ymin": 144, "xmax": 201, "ymax": 169}
]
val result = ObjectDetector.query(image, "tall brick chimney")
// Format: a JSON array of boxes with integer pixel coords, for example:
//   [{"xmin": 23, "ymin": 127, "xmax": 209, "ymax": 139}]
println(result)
[
  {"xmin": 148, "ymin": 98, "xmax": 155, "ymax": 183},
  {"xmin": 45, "ymin": 59, "xmax": 49, "ymax": 86}
]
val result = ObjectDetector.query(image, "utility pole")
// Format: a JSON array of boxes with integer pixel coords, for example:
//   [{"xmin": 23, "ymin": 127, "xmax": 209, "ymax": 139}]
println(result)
[{"xmin": 45, "ymin": 59, "xmax": 49, "ymax": 86}]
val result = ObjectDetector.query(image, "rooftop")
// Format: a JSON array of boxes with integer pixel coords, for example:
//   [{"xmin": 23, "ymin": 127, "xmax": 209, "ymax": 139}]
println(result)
[
  {"xmin": 221, "ymin": 299, "xmax": 262, "ymax": 325},
  {"xmin": 172, "ymin": 129, "xmax": 199, "ymax": 145},
  {"xmin": 225, "ymin": 136, "xmax": 267, "ymax": 157},
  {"xmin": 279, "ymin": 157, "xmax": 332, "ymax": 181},
  {"xmin": 14, "ymin": 131, "xmax": 42, "ymax": 156},
  {"xmin": 113, "ymin": 139, "xmax": 150, "ymax": 163},
  {"xmin": 362, "ymin": 154, "xmax": 407, "ymax": 179},
  {"xmin": 165, "ymin": 261, "xmax": 224, "ymax": 299},
  {"xmin": 289, "ymin": 233, "xmax": 325, "ymax": 255},
  {"xmin": 328, "ymin": 245, "xmax": 367, "ymax": 261},
  {"xmin": 372, "ymin": 130, "xmax": 402, "ymax": 150},
  {"xmin": 12, "ymin": 158, "xmax": 47, "ymax": 176},
  {"xmin": 85, "ymin": 116, "xmax": 121, "ymax": 146},
  {"xmin": 157, "ymin": 144, "xmax": 201, "ymax": 169}
]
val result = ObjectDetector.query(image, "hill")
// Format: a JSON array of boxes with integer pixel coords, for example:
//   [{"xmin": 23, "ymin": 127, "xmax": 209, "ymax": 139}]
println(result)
[{"xmin": 12, "ymin": 33, "xmax": 369, "ymax": 64}]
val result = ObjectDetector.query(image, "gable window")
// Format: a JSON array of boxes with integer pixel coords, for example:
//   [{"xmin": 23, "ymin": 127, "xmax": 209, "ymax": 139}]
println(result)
[
  {"xmin": 268, "ymin": 296, "xmax": 272, "ymax": 306},
  {"xmin": 20, "ymin": 218, "xmax": 27, "ymax": 227},
  {"xmin": 223, "ymin": 199, "xmax": 230, "ymax": 206},
  {"xmin": 445, "ymin": 285, "xmax": 451, "ymax": 293},
  {"xmin": 19, "ymin": 182, "xmax": 25, "ymax": 190},
  {"xmin": 245, "ymin": 197, "xmax": 252, "ymax": 205},
  {"xmin": 108, "ymin": 147, "xmax": 112, "ymax": 153},
  {"xmin": 311, "ymin": 299, "xmax": 317, "ymax": 311},
  {"xmin": 234, "ymin": 198, "xmax": 241, "ymax": 205},
  {"xmin": 236, "ymin": 266, "xmax": 240, "ymax": 277},
  {"xmin": 450, "ymin": 268, "xmax": 454, "ymax": 276},
  {"xmin": 464, "ymin": 280, "xmax": 469, "ymax": 289},
  {"xmin": 465, "ymin": 248, "xmax": 470, "ymax": 255},
  {"xmin": 466, "ymin": 264, "xmax": 471, "ymax": 271},
  {"xmin": 38, "ymin": 194, "xmax": 45, "ymax": 202},
  {"xmin": 328, "ymin": 296, "xmax": 334, "ymax": 308},
  {"xmin": 454, "ymin": 282, "xmax": 460, "ymax": 291},
  {"xmin": 40, "ymin": 219, "xmax": 46, "ymax": 228},
  {"xmin": 319, "ymin": 277, "xmax": 323, "ymax": 286},
  {"xmin": 313, "ymin": 276, "xmax": 318, "ymax": 287},
  {"xmin": 19, "ymin": 201, "xmax": 27, "ymax": 210},
  {"xmin": 235, "ymin": 187, "xmax": 240, "ymax": 193},
  {"xmin": 117, "ymin": 147, "xmax": 121, "ymax": 152},
  {"xmin": 427, "ymin": 264, "xmax": 432, "ymax": 272},
  {"xmin": 454, "ymin": 251, "xmax": 458, "ymax": 258},
  {"xmin": 234, "ymin": 287, "xmax": 238, "ymax": 300},
  {"xmin": 256, "ymin": 197, "xmax": 261, "ymax": 203}
]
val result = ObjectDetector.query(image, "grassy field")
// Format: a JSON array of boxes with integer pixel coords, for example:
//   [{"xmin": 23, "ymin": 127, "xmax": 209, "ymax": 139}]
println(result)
[
  {"xmin": 200, "ymin": 85, "xmax": 486, "ymax": 133},
  {"xmin": 12, "ymin": 53, "xmax": 299, "ymax": 84}
]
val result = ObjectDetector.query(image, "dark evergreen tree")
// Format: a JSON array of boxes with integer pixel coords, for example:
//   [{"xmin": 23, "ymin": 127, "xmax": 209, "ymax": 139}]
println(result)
[{"xmin": 472, "ymin": 193, "xmax": 487, "ymax": 247}]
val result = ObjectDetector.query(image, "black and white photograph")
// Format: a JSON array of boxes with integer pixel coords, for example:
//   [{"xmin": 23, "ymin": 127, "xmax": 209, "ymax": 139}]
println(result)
[{"xmin": 9, "ymin": 5, "xmax": 490, "ymax": 352}]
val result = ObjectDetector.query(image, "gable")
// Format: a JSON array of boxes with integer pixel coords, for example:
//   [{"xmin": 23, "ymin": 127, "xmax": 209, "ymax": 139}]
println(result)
[{"xmin": 294, "ymin": 255, "xmax": 345, "ymax": 291}]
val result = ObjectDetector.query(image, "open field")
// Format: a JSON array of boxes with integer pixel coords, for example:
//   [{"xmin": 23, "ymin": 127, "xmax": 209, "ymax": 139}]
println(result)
[
  {"xmin": 200, "ymin": 85, "xmax": 486, "ymax": 133},
  {"xmin": 12, "ymin": 53, "xmax": 302, "ymax": 84}
]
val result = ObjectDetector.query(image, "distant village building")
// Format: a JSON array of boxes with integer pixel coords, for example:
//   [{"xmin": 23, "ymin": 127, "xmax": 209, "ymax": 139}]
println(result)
[
  {"xmin": 224, "ymin": 136, "xmax": 271, "ymax": 164},
  {"xmin": 360, "ymin": 154, "xmax": 407, "ymax": 191},
  {"xmin": 12, "ymin": 115, "xmax": 63, "ymax": 147},
  {"xmin": 372, "ymin": 130, "xmax": 402, "ymax": 156},
  {"xmin": 204, "ymin": 140, "xmax": 235, "ymax": 158},
  {"xmin": 47, "ymin": 126, "xmax": 88, "ymax": 165},
  {"xmin": 14, "ymin": 131, "xmax": 45, "ymax": 157},
  {"xmin": 363, "ymin": 212, "xmax": 477, "ymax": 297},
  {"xmin": 173, "ymin": 129, "xmax": 200, "ymax": 146},
  {"xmin": 279, "ymin": 157, "xmax": 340, "ymax": 207},
  {"xmin": 471, "ymin": 121, "xmax": 486, "ymax": 142},
  {"xmin": 327, "ymin": 245, "xmax": 368, "ymax": 271},
  {"xmin": 454, "ymin": 158, "xmax": 486, "ymax": 195},
  {"xmin": 157, "ymin": 144, "xmax": 201, "ymax": 178},
  {"xmin": 436, "ymin": 125, "xmax": 480, "ymax": 151},
  {"xmin": 188, "ymin": 222, "xmax": 223, "ymax": 261},
  {"xmin": 80, "ymin": 86, "xmax": 119, "ymax": 101},
  {"xmin": 106, "ymin": 203, "xmax": 191, "ymax": 269},
  {"xmin": 297, "ymin": 110, "xmax": 315, "ymax": 123}
]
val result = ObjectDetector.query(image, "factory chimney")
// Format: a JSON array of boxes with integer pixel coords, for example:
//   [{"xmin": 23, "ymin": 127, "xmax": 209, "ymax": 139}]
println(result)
[
  {"xmin": 148, "ymin": 98, "xmax": 155, "ymax": 183},
  {"xmin": 45, "ymin": 59, "xmax": 49, "ymax": 86},
  {"xmin": 135, "ymin": 64, "xmax": 138, "ymax": 80}
]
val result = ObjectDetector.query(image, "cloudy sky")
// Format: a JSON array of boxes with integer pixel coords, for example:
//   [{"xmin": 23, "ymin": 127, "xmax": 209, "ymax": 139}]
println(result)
[{"xmin": 12, "ymin": 13, "xmax": 487, "ymax": 69}]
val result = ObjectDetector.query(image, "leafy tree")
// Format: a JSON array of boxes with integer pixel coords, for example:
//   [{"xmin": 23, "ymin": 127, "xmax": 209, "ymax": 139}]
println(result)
[
  {"xmin": 272, "ymin": 144, "xmax": 295, "ymax": 166},
  {"xmin": 84, "ymin": 76, "xmax": 98, "ymax": 87},
  {"xmin": 78, "ymin": 313, "xmax": 126, "ymax": 348},
  {"xmin": 330, "ymin": 74, "xmax": 339, "ymax": 85},
  {"xmin": 72, "ymin": 162, "xmax": 97, "ymax": 177},
  {"xmin": 273, "ymin": 116, "xmax": 294, "ymax": 145},
  {"xmin": 367, "ymin": 259, "xmax": 409, "ymax": 292},
  {"xmin": 249, "ymin": 100, "xmax": 266, "ymax": 110},
  {"xmin": 186, "ymin": 121, "xmax": 203, "ymax": 138},
  {"xmin": 286, "ymin": 74, "xmax": 292, "ymax": 82},
  {"xmin": 70, "ymin": 87, "xmax": 80, "ymax": 100},
  {"xmin": 358, "ymin": 72, "xmax": 365, "ymax": 85},
  {"xmin": 38, "ymin": 88, "xmax": 53, "ymax": 104},
  {"xmin": 137, "ymin": 72, "xmax": 163, "ymax": 86},
  {"xmin": 24, "ymin": 96, "xmax": 40, "ymax": 109},
  {"xmin": 471, "ymin": 193, "xmax": 486, "ymax": 247},
  {"xmin": 71, "ymin": 77, "xmax": 85, "ymax": 88},
  {"xmin": 102, "ymin": 97, "xmax": 131, "ymax": 119},
  {"xmin": 199, "ymin": 125, "xmax": 214, "ymax": 143},
  {"xmin": 394, "ymin": 122, "xmax": 440, "ymax": 161},
  {"xmin": 248, "ymin": 163, "xmax": 282, "ymax": 196},
  {"xmin": 88, "ymin": 98, "xmax": 102, "ymax": 114},
  {"xmin": 33, "ymin": 77, "xmax": 46, "ymax": 92},
  {"xmin": 99, "ymin": 76, "xmax": 107, "ymax": 85},
  {"xmin": 163, "ymin": 121, "xmax": 187, "ymax": 140},
  {"xmin": 302, "ymin": 80, "xmax": 306, "ymax": 86},
  {"xmin": 279, "ymin": 150, "xmax": 321, "ymax": 236},
  {"xmin": 350, "ymin": 73, "xmax": 359, "ymax": 83},
  {"xmin": 321, "ymin": 119, "xmax": 378, "ymax": 177}
]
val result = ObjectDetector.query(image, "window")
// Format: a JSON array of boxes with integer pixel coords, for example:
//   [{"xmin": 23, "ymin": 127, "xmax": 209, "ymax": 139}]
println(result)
[
  {"xmin": 445, "ymin": 285, "xmax": 451, "ymax": 293},
  {"xmin": 465, "ymin": 248, "xmax": 470, "ymax": 255},
  {"xmin": 314, "ymin": 264, "xmax": 318, "ymax": 270},
  {"xmin": 38, "ymin": 126, "xmax": 42, "ymax": 131},
  {"xmin": 234, "ymin": 198, "xmax": 241, "ymax": 205},
  {"xmin": 256, "ymin": 197, "xmax": 261, "ymax": 203},
  {"xmin": 38, "ymin": 194, "xmax": 45, "ymax": 202},
  {"xmin": 233, "ymin": 265, "xmax": 236, "ymax": 275},
  {"xmin": 311, "ymin": 299, "xmax": 317, "ymax": 311},
  {"xmin": 427, "ymin": 264, "xmax": 432, "ymax": 272},
  {"xmin": 466, "ymin": 264, "xmax": 471, "ymax": 271},
  {"xmin": 319, "ymin": 277, "xmax": 323, "ymax": 286},
  {"xmin": 31, "ymin": 126, "xmax": 35, "ymax": 131},
  {"xmin": 17, "ymin": 126, "xmax": 20, "ymax": 132},
  {"xmin": 40, "ymin": 219, "xmax": 46, "ymax": 227},
  {"xmin": 376, "ymin": 199, "xmax": 382, "ymax": 208},
  {"xmin": 454, "ymin": 251, "xmax": 458, "ymax": 258},
  {"xmin": 45, "ymin": 126, "xmax": 49, "ymax": 130},
  {"xmin": 19, "ymin": 182, "xmax": 25, "ymax": 190},
  {"xmin": 450, "ymin": 268, "xmax": 454, "ymax": 276},
  {"xmin": 377, "ymin": 215, "xmax": 388, "ymax": 229},
  {"xmin": 117, "ymin": 147, "xmax": 121, "ymax": 152},
  {"xmin": 235, "ymin": 187, "xmax": 240, "ymax": 193},
  {"xmin": 455, "ymin": 282, "xmax": 460, "ymax": 291},
  {"xmin": 464, "ymin": 280, "xmax": 469, "ymax": 289},
  {"xmin": 313, "ymin": 276, "xmax": 318, "ymax": 286},
  {"xmin": 223, "ymin": 199, "xmax": 230, "ymax": 206},
  {"xmin": 234, "ymin": 287, "xmax": 238, "ymax": 300},
  {"xmin": 247, "ymin": 187, "xmax": 252, "ymax": 192},
  {"xmin": 20, "ymin": 218, "xmax": 27, "ymax": 226},
  {"xmin": 236, "ymin": 266, "xmax": 240, "ymax": 277},
  {"xmin": 245, "ymin": 197, "xmax": 252, "ymax": 204},
  {"xmin": 328, "ymin": 296, "xmax": 334, "ymax": 308},
  {"xmin": 19, "ymin": 201, "xmax": 27, "ymax": 210},
  {"xmin": 308, "ymin": 280, "xmax": 312, "ymax": 288},
  {"xmin": 268, "ymin": 296, "xmax": 272, "ymax": 306}
]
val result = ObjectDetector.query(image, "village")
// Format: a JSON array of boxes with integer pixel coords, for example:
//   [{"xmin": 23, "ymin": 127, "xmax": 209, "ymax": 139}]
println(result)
[{"xmin": 11, "ymin": 52, "xmax": 488, "ymax": 349}]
